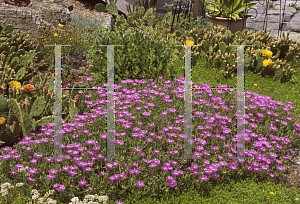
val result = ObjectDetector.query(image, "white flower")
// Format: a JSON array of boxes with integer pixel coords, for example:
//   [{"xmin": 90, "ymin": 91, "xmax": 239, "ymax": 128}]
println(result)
[{"xmin": 15, "ymin": 183, "xmax": 25, "ymax": 187}]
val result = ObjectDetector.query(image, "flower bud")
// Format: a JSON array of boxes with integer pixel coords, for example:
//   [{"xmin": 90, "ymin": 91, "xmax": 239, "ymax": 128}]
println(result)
[
  {"xmin": 43, "ymin": 86, "xmax": 48, "ymax": 93},
  {"xmin": 0, "ymin": 117, "xmax": 5, "ymax": 125},
  {"xmin": 13, "ymin": 86, "xmax": 16, "ymax": 92},
  {"xmin": 25, "ymin": 98, "xmax": 30, "ymax": 106}
]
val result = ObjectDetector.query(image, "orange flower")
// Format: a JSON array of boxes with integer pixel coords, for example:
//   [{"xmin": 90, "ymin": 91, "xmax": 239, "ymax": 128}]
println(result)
[
  {"xmin": 23, "ymin": 84, "xmax": 34, "ymax": 92},
  {"xmin": 0, "ymin": 117, "xmax": 5, "ymax": 125}
]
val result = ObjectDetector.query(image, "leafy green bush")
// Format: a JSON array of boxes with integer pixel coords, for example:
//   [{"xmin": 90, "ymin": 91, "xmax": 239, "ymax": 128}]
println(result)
[{"xmin": 84, "ymin": 25, "xmax": 181, "ymax": 86}]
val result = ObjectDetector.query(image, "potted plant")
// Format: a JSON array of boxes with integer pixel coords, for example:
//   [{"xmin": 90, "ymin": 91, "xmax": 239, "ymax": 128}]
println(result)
[{"xmin": 202, "ymin": 0, "xmax": 257, "ymax": 33}]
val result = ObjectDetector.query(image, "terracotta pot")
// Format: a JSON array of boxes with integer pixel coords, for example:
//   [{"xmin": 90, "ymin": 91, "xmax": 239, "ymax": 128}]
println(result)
[{"xmin": 206, "ymin": 13, "xmax": 247, "ymax": 33}]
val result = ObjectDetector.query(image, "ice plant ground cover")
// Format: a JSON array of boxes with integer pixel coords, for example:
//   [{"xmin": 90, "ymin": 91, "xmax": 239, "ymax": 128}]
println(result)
[
  {"xmin": 0, "ymin": 75, "xmax": 300, "ymax": 204},
  {"xmin": 1, "ymin": 11, "xmax": 300, "ymax": 204}
]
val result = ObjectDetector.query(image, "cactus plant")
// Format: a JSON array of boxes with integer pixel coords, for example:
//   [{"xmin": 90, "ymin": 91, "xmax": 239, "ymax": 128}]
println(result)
[
  {"xmin": 0, "ymin": 35, "xmax": 56, "ymax": 147},
  {"xmin": 95, "ymin": 0, "xmax": 118, "ymax": 17},
  {"xmin": 30, "ymin": 96, "xmax": 46, "ymax": 117},
  {"xmin": 0, "ymin": 21, "xmax": 51, "ymax": 99},
  {"xmin": 106, "ymin": 3, "xmax": 119, "ymax": 16},
  {"xmin": 95, "ymin": 3, "xmax": 106, "ymax": 12},
  {"xmin": 0, "ymin": 93, "xmax": 56, "ymax": 147}
]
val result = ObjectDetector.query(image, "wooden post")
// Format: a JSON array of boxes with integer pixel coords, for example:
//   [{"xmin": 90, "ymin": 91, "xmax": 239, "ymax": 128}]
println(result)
[{"xmin": 191, "ymin": 0, "xmax": 205, "ymax": 20}]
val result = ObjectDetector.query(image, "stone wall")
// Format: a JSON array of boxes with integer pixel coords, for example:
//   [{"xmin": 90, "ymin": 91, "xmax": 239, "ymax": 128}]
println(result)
[
  {"xmin": 0, "ymin": 0, "xmax": 72, "ymax": 47},
  {"xmin": 0, "ymin": 0, "xmax": 117, "ymax": 49}
]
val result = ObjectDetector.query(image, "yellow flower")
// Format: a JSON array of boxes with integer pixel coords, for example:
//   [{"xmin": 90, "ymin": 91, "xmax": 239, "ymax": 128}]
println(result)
[
  {"xmin": 9, "ymin": 81, "xmax": 21, "ymax": 92},
  {"xmin": 263, "ymin": 59, "xmax": 272, "ymax": 67},
  {"xmin": 262, "ymin": 49, "xmax": 273, "ymax": 57},
  {"xmin": 269, "ymin": 192, "xmax": 274, "ymax": 195},
  {"xmin": 54, "ymin": 33, "xmax": 58, "ymax": 37},
  {"xmin": 254, "ymin": 84, "xmax": 257, "ymax": 86},
  {"xmin": 185, "ymin": 40, "xmax": 194, "ymax": 46},
  {"xmin": 58, "ymin": 24, "xmax": 64, "ymax": 28}
]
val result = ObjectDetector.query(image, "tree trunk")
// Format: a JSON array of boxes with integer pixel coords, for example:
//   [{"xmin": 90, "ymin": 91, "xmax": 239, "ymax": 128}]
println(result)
[{"xmin": 191, "ymin": 0, "xmax": 205, "ymax": 20}]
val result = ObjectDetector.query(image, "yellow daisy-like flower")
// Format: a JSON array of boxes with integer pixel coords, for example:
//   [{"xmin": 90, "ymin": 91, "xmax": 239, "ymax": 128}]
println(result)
[
  {"xmin": 262, "ymin": 49, "xmax": 273, "ymax": 57},
  {"xmin": 254, "ymin": 84, "xmax": 257, "ymax": 86},
  {"xmin": 185, "ymin": 40, "xmax": 194, "ymax": 46},
  {"xmin": 269, "ymin": 192, "xmax": 274, "ymax": 195},
  {"xmin": 54, "ymin": 33, "xmax": 58, "ymax": 37},
  {"xmin": 58, "ymin": 24, "xmax": 64, "ymax": 28},
  {"xmin": 263, "ymin": 59, "xmax": 272, "ymax": 67},
  {"xmin": 9, "ymin": 81, "xmax": 22, "ymax": 91}
]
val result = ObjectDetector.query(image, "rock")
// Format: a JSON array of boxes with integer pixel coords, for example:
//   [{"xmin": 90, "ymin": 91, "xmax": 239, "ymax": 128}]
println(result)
[
  {"xmin": 115, "ymin": 0, "xmax": 138, "ymax": 16},
  {"xmin": 283, "ymin": 12, "xmax": 300, "ymax": 32},
  {"xmin": 246, "ymin": 14, "xmax": 286, "ymax": 32},
  {"xmin": 0, "ymin": 0, "xmax": 72, "ymax": 47},
  {"xmin": 63, "ymin": 49, "xmax": 91, "ymax": 73},
  {"xmin": 0, "ymin": 0, "xmax": 116, "ymax": 49},
  {"xmin": 247, "ymin": 1, "xmax": 270, "ymax": 14},
  {"xmin": 60, "ymin": 49, "xmax": 98, "ymax": 88},
  {"xmin": 266, "ymin": 10, "xmax": 295, "ymax": 21}
]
